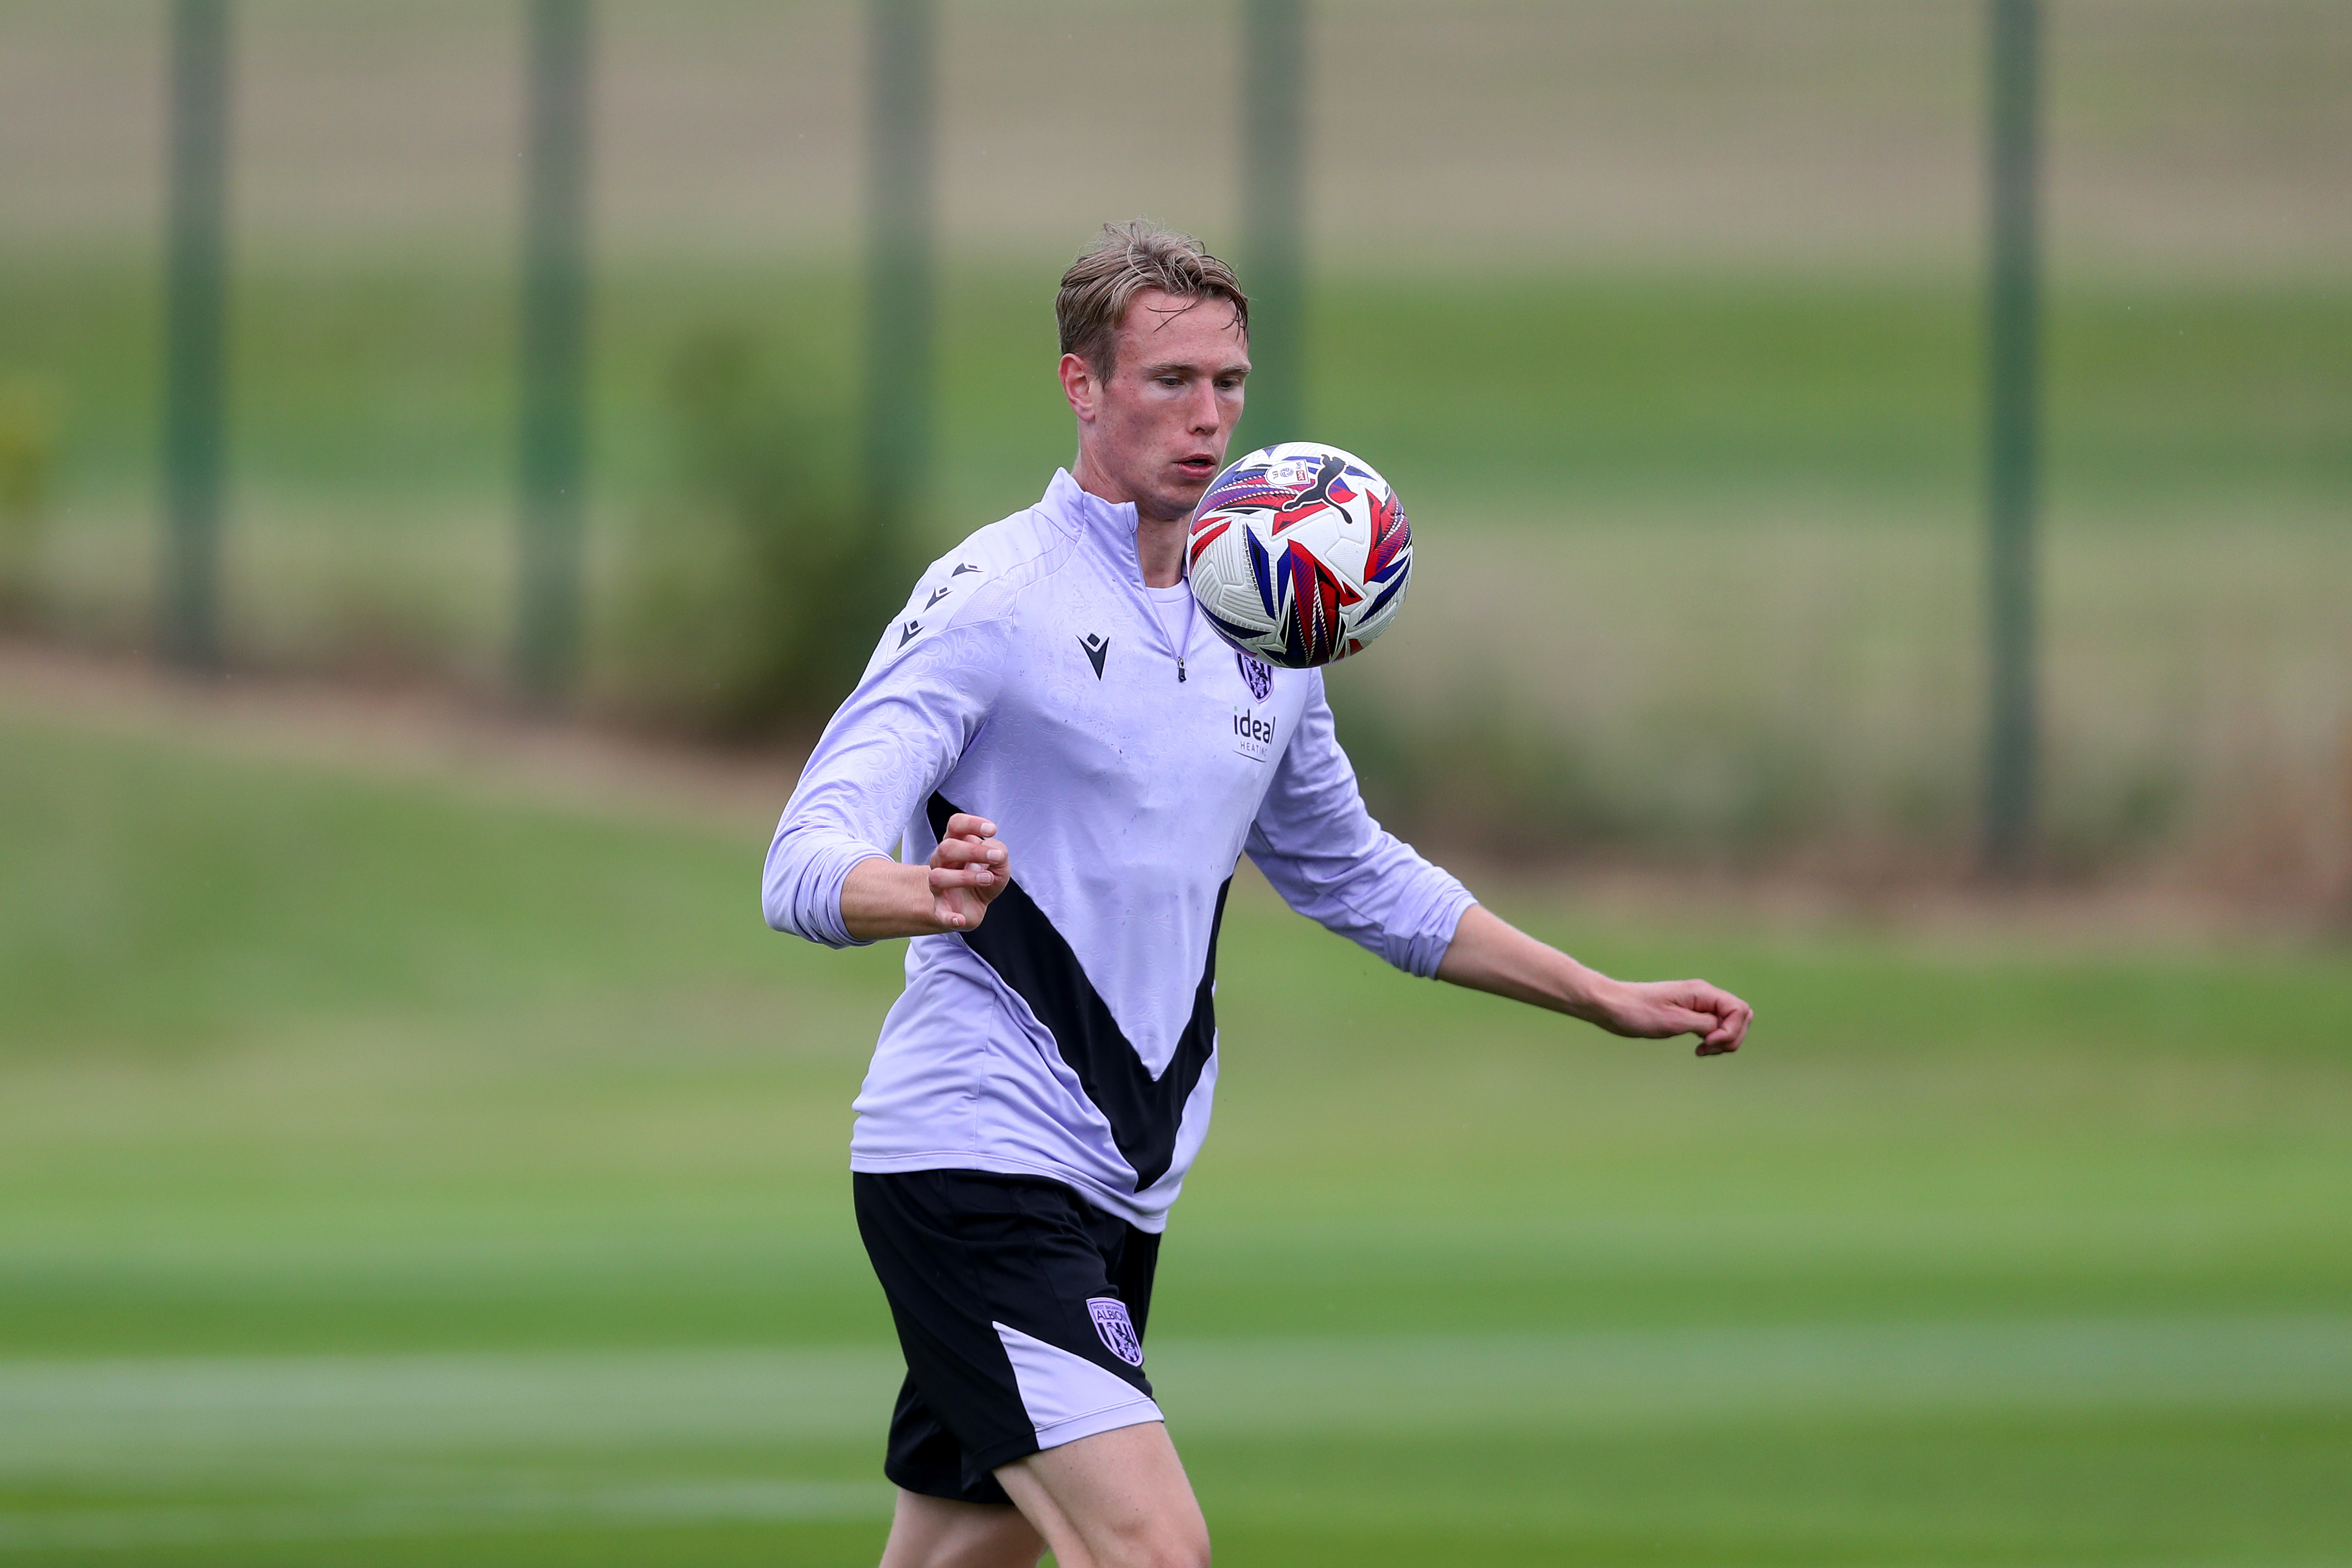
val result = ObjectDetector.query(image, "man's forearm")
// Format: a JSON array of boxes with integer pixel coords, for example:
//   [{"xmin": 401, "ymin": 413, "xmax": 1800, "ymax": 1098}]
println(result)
[
  {"xmin": 1433, "ymin": 904, "xmax": 1616, "ymax": 1022},
  {"xmin": 1434, "ymin": 902, "xmax": 1752, "ymax": 1053},
  {"xmin": 841, "ymin": 856, "xmax": 954, "ymax": 941},
  {"xmin": 838, "ymin": 812, "xmax": 1009, "ymax": 942}
]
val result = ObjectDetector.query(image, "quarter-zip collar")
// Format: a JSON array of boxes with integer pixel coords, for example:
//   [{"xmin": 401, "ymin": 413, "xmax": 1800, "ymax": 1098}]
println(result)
[
  {"xmin": 1041, "ymin": 469, "xmax": 1199, "ymax": 683},
  {"xmin": 1044, "ymin": 468, "xmax": 1149, "ymax": 588}
]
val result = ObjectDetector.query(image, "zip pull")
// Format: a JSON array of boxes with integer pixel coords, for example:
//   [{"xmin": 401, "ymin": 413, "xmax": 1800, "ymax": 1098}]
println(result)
[{"xmin": 1178, "ymin": 656, "xmax": 1186, "ymax": 683}]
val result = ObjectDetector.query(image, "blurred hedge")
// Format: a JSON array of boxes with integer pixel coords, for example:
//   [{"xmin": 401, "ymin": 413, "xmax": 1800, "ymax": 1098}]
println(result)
[{"xmin": 608, "ymin": 327, "xmax": 907, "ymax": 738}]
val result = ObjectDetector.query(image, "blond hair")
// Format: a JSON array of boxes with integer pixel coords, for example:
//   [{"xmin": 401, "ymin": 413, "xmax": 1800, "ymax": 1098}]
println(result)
[{"xmin": 1055, "ymin": 220, "xmax": 1249, "ymax": 380}]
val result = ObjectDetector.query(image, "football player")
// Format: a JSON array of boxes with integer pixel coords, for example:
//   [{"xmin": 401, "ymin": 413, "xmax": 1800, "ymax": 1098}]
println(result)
[{"xmin": 765, "ymin": 220, "xmax": 1751, "ymax": 1568}]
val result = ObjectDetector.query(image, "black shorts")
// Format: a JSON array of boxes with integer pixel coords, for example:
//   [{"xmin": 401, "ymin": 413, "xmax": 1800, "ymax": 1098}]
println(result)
[{"xmin": 853, "ymin": 1169, "xmax": 1164, "ymax": 1505}]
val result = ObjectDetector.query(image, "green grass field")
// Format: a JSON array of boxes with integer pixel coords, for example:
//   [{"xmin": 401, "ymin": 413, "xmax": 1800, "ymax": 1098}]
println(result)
[
  {"xmin": 9, "ymin": 256, "xmax": 2345, "ymax": 522},
  {"xmin": 3, "ymin": 689, "xmax": 2348, "ymax": 1565},
  {"xmin": 10, "ymin": 256, "xmax": 2346, "ymax": 873}
]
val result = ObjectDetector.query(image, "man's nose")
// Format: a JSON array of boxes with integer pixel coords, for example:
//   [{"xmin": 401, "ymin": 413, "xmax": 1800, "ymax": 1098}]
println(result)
[{"xmin": 1189, "ymin": 381, "xmax": 1223, "ymax": 431}]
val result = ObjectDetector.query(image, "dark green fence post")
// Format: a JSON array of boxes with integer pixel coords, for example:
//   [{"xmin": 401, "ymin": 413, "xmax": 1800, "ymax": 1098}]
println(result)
[
  {"xmin": 515, "ymin": 0, "xmax": 592, "ymax": 706},
  {"xmin": 1237, "ymin": 0, "xmax": 1306, "ymax": 455},
  {"xmin": 864, "ymin": 0, "xmax": 936, "ymax": 580},
  {"xmin": 161, "ymin": 0, "xmax": 230, "ymax": 671},
  {"xmin": 1982, "ymin": 0, "xmax": 2042, "ymax": 875}
]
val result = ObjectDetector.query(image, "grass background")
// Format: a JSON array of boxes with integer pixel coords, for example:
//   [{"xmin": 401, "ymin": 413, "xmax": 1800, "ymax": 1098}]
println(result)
[
  {"xmin": 7, "ymin": 255, "xmax": 2349, "ymax": 874},
  {"xmin": 5, "ymin": 5, "xmax": 2348, "ymax": 1561},
  {"xmin": 4, "ymin": 0, "xmax": 2348, "ymax": 877},
  {"xmin": 10, "ymin": 256, "xmax": 2345, "ymax": 526},
  {"xmin": 3, "ymin": 688, "xmax": 2348, "ymax": 1565}
]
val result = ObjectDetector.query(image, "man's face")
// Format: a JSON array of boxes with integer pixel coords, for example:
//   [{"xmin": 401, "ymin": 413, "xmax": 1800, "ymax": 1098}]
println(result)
[{"xmin": 1065, "ymin": 287, "xmax": 1250, "ymax": 523}]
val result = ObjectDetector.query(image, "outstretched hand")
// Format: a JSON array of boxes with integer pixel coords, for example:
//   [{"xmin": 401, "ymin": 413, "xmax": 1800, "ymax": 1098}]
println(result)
[
  {"xmin": 925, "ymin": 813, "xmax": 1012, "ymax": 931},
  {"xmin": 1433, "ymin": 904, "xmax": 1752, "ymax": 1057},
  {"xmin": 1583, "ymin": 977, "xmax": 1752, "ymax": 1056}
]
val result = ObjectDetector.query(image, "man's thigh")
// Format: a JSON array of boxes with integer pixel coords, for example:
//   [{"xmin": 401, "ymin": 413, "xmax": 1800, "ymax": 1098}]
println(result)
[
  {"xmin": 992, "ymin": 1421, "xmax": 1208, "ymax": 1568},
  {"xmin": 877, "ymin": 1488, "xmax": 1043, "ymax": 1568}
]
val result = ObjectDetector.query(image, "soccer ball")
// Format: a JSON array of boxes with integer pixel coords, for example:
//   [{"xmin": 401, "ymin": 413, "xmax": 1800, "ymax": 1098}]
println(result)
[{"xmin": 1186, "ymin": 442, "xmax": 1413, "ymax": 668}]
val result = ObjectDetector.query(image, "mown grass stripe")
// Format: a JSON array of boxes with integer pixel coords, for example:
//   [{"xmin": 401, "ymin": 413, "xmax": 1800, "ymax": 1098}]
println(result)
[
  {"xmin": 2, "ymin": 1313, "xmax": 2342, "ymax": 1473},
  {"xmin": 0, "ymin": 1480, "xmax": 892, "ymax": 1550}
]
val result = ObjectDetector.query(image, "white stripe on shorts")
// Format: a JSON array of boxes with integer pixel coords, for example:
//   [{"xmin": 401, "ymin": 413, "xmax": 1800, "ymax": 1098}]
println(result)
[{"xmin": 991, "ymin": 1321, "xmax": 1163, "ymax": 1451}]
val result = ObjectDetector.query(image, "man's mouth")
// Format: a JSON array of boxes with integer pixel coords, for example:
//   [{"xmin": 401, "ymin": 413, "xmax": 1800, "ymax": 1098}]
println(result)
[{"xmin": 1175, "ymin": 454, "xmax": 1218, "ymax": 480}]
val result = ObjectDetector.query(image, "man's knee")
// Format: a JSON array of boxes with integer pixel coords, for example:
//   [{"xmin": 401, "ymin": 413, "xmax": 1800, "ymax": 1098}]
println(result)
[
  {"xmin": 1127, "ymin": 1519, "xmax": 1210, "ymax": 1568},
  {"xmin": 1088, "ymin": 1502, "xmax": 1209, "ymax": 1568}
]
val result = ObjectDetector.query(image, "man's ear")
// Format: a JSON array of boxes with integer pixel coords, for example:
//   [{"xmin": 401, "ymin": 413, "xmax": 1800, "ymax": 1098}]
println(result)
[{"xmin": 1059, "ymin": 352, "xmax": 1097, "ymax": 423}]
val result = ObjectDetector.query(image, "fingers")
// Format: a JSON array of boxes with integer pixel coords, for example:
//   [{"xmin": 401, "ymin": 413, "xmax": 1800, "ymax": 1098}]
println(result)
[
  {"xmin": 932, "ymin": 834, "xmax": 1004, "ymax": 866},
  {"xmin": 932, "ymin": 815, "xmax": 1008, "ymax": 869},
  {"xmin": 920, "ymin": 815, "xmax": 1011, "ymax": 936},
  {"xmin": 932, "ymin": 837, "xmax": 1006, "ymax": 874},
  {"xmin": 926, "ymin": 831, "xmax": 1010, "ymax": 937},
  {"xmin": 1678, "ymin": 981, "xmax": 1753, "ymax": 1057},
  {"xmin": 929, "ymin": 829, "xmax": 1010, "ymax": 901},
  {"xmin": 1617, "ymin": 980, "xmax": 1752, "ymax": 1056},
  {"xmin": 1650, "ymin": 1006, "xmax": 1720, "ymax": 1039},
  {"xmin": 928, "ymin": 862, "xmax": 1000, "ymax": 895}
]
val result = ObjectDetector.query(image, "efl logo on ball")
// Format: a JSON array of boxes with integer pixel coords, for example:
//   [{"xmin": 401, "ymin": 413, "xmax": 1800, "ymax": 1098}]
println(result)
[{"xmin": 1187, "ymin": 442, "xmax": 1413, "ymax": 669}]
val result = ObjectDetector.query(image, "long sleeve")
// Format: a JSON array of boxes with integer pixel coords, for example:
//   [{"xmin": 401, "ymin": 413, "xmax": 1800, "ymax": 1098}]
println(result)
[
  {"xmin": 763, "ymin": 614, "xmax": 1007, "ymax": 948},
  {"xmin": 1243, "ymin": 672, "xmax": 1475, "ymax": 977}
]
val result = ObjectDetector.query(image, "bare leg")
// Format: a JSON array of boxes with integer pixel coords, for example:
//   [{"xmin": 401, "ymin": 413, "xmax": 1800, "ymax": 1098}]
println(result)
[
  {"xmin": 876, "ymin": 1488, "xmax": 1045, "ymax": 1568},
  {"xmin": 991, "ymin": 1421, "xmax": 1209, "ymax": 1568}
]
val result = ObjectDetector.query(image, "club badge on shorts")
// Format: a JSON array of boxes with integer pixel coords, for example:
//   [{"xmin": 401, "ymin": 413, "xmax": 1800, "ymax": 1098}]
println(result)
[{"xmin": 1086, "ymin": 1296, "xmax": 1144, "ymax": 1367}]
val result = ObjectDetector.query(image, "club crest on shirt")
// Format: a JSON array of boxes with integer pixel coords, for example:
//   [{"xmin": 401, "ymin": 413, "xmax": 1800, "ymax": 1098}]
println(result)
[
  {"xmin": 1236, "ymin": 651, "xmax": 1273, "ymax": 701},
  {"xmin": 1087, "ymin": 1296, "xmax": 1145, "ymax": 1367}
]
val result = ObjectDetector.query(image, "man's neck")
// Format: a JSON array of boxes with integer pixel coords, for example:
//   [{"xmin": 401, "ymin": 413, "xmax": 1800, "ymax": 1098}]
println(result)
[
  {"xmin": 1131, "ymin": 515, "xmax": 1186, "ymax": 590},
  {"xmin": 1071, "ymin": 455, "xmax": 1188, "ymax": 589}
]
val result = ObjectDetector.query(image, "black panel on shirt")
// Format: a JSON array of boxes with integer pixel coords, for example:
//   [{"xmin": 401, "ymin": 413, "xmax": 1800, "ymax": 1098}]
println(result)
[{"xmin": 928, "ymin": 792, "xmax": 1226, "ymax": 1190}]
